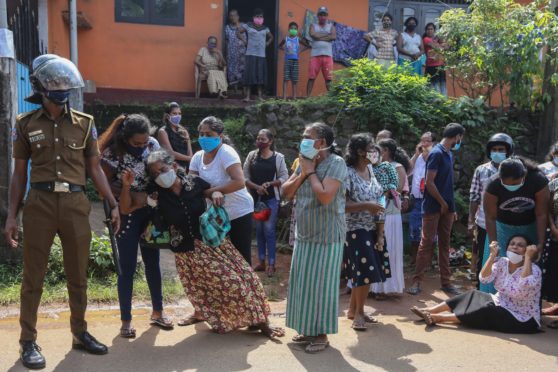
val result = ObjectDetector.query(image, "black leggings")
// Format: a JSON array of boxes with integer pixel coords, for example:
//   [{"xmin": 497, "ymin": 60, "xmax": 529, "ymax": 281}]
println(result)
[{"xmin": 229, "ymin": 212, "xmax": 253, "ymax": 265}]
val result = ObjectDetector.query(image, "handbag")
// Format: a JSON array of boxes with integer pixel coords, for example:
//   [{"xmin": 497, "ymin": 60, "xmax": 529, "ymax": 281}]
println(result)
[
  {"xmin": 199, "ymin": 204, "xmax": 231, "ymax": 247},
  {"xmin": 140, "ymin": 212, "xmax": 173, "ymax": 250},
  {"xmin": 253, "ymin": 197, "xmax": 272, "ymax": 222}
]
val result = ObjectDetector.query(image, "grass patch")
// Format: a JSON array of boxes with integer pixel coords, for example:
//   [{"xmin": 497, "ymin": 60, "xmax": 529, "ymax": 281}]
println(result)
[{"xmin": 0, "ymin": 276, "xmax": 185, "ymax": 307}]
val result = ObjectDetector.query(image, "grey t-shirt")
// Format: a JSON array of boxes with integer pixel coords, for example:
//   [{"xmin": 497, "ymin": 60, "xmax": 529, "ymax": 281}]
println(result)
[
  {"xmin": 242, "ymin": 23, "xmax": 269, "ymax": 58},
  {"xmin": 311, "ymin": 22, "xmax": 333, "ymax": 57}
]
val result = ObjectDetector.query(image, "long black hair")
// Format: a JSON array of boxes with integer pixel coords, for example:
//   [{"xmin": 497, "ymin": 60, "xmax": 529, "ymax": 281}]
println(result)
[
  {"xmin": 345, "ymin": 133, "xmax": 373, "ymax": 167},
  {"xmin": 378, "ymin": 138, "xmax": 411, "ymax": 172},
  {"xmin": 423, "ymin": 22, "xmax": 436, "ymax": 38},
  {"xmin": 98, "ymin": 114, "xmax": 152, "ymax": 157},
  {"xmin": 499, "ymin": 156, "xmax": 540, "ymax": 180}
]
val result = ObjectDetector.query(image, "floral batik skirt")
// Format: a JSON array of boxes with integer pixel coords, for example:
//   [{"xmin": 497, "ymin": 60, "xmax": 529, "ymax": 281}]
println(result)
[{"xmin": 174, "ymin": 238, "xmax": 271, "ymax": 333}]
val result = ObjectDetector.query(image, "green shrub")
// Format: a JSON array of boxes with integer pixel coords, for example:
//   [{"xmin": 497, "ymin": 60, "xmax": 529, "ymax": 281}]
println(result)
[
  {"xmin": 223, "ymin": 117, "xmax": 252, "ymax": 160},
  {"xmin": 85, "ymin": 179, "xmax": 100, "ymax": 202}
]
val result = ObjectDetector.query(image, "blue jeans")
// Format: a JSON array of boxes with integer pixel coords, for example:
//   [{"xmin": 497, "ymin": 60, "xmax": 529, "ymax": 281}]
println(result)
[
  {"xmin": 255, "ymin": 198, "xmax": 279, "ymax": 265},
  {"xmin": 409, "ymin": 198, "xmax": 423, "ymax": 243},
  {"xmin": 116, "ymin": 207, "xmax": 163, "ymax": 321}
]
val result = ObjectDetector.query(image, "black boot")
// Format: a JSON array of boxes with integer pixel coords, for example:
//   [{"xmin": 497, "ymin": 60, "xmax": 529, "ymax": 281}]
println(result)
[
  {"xmin": 72, "ymin": 331, "xmax": 108, "ymax": 355},
  {"xmin": 20, "ymin": 341, "xmax": 46, "ymax": 369}
]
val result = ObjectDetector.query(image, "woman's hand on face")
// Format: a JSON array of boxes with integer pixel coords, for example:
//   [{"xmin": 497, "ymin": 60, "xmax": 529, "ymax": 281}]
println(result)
[
  {"xmin": 489, "ymin": 241, "xmax": 499, "ymax": 257},
  {"xmin": 211, "ymin": 191, "xmax": 225, "ymax": 206},
  {"xmin": 367, "ymin": 202, "xmax": 385, "ymax": 216},
  {"xmin": 121, "ymin": 169, "xmax": 135, "ymax": 188},
  {"xmin": 525, "ymin": 245, "xmax": 539, "ymax": 261}
]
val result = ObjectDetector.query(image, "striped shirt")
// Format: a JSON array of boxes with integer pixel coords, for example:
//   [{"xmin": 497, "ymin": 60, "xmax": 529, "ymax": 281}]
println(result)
[
  {"xmin": 295, "ymin": 154, "xmax": 348, "ymax": 243},
  {"xmin": 470, "ymin": 161, "xmax": 498, "ymax": 229}
]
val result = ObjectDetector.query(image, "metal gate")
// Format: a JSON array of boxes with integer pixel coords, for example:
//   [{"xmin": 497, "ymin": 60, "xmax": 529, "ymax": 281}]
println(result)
[{"xmin": 16, "ymin": 61, "xmax": 40, "ymax": 114}]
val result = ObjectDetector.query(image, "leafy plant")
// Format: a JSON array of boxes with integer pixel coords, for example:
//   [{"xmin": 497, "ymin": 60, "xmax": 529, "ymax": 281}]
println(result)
[
  {"xmin": 85, "ymin": 179, "xmax": 100, "ymax": 202},
  {"xmin": 223, "ymin": 117, "xmax": 253, "ymax": 160}
]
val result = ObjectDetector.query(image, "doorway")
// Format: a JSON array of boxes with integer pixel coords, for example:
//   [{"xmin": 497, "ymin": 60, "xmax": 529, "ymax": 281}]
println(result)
[{"xmin": 224, "ymin": 0, "xmax": 279, "ymax": 96}]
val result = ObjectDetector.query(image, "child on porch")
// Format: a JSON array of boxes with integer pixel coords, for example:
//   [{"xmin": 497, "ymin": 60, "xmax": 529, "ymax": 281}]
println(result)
[{"xmin": 279, "ymin": 22, "xmax": 309, "ymax": 99}]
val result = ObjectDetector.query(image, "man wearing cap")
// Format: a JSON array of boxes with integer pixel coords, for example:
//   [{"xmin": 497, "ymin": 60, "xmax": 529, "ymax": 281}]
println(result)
[
  {"xmin": 307, "ymin": 6, "xmax": 336, "ymax": 96},
  {"xmin": 4, "ymin": 54, "xmax": 120, "ymax": 369}
]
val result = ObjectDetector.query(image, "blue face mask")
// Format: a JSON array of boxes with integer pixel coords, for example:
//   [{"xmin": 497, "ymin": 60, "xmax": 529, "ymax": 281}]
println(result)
[
  {"xmin": 45, "ymin": 90, "xmax": 71, "ymax": 105},
  {"xmin": 300, "ymin": 138, "xmax": 319, "ymax": 159},
  {"xmin": 169, "ymin": 115, "xmax": 181, "ymax": 126},
  {"xmin": 553, "ymin": 156, "xmax": 558, "ymax": 164},
  {"xmin": 490, "ymin": 151, "xmax": 507, "ymax": 164},
  {"xmin": 501, "ymin": 180, "xmax": 524, "ymax": 192},
  {"xmin": 452, "ymin": 140, "xmax": 461, "ymax": 151},
  {"xmin": 199, "ymin": 136, "xmax": 221, "ymax": 152}
]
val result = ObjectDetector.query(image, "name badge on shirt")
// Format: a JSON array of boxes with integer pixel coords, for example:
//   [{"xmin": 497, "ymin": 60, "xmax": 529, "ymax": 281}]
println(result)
[{"xmin": 29, "ymin": 132, "xmax": 46, "ymax": 143}]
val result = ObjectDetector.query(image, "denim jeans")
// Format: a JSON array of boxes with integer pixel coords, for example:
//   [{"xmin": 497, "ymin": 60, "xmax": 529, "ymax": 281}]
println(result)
[
  {"xmin": 116, "ymin": 207, "xmax": 163, "ymax": 321},
  {"xmin": 409, "ymin": 198, "xmax": 423, "ymax": 243},
  {"xmin": 255, "ymin": 198, "xmax": 279, "ymax": 265}
]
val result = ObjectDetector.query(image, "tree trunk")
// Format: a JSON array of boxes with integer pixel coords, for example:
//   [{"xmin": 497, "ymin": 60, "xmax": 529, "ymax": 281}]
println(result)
[{"xmin": 538, "ymin": 59, "xmax": 558, "ymax": 162}]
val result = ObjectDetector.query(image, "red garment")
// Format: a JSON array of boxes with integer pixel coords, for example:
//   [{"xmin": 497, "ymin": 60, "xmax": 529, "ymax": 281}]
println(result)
[{"xmin": 423, "ymin": 36, "xmax": 444, "ymax": 67}]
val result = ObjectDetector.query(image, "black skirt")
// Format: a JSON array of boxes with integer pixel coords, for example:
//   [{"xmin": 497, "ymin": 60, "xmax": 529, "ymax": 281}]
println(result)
[
  {"xmin": 343, "ymin": 229, "xmax": 390, "ymax": 287},
  {"xmin": 542, "ymin": 228, "xmax": 558, "ymax": 302},
  {"xmin": 446, "ymin": 290, "xmax": 539, "ymax": 334},
  {"xmin": 243, "ymin": 55, "xmax": 267, "ymax": 86}
]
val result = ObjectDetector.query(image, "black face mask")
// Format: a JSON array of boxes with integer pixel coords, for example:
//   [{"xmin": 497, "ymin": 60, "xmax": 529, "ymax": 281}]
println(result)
[
  {"xmin": 407, "ymin": 24, "xmax": 416, "ymax": 32},
  {"xmin": 125, "ymin": 143, "xmax": 146, "ymax": 158}
]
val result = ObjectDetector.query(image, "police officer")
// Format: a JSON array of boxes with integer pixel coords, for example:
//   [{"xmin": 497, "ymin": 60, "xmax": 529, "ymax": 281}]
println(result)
[
  {"xmin": 468, "ymin": 133, "xmax": 514, "ymax": 287},
  {"xmin": 3, "ymin": 54, "xmax": 120, "ymax": 369}
]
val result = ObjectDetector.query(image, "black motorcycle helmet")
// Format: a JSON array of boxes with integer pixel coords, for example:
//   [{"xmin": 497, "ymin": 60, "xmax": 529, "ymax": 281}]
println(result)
[{"xmin": 486, "ymin": 133, "xmax": 514, "ymax": 158}]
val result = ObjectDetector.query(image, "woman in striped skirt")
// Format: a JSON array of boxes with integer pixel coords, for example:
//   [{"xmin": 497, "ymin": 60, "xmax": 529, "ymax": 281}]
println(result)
[{"xmin": 282, "ymin": 122, "xmax": 348, "ymax": 353}]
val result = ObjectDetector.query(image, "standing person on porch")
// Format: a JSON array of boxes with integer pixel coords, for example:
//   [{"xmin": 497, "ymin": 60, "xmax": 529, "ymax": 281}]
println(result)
[
  {"xmin": 408, "ymin": 123, "xmax": 465, "ymax": 296},
  {"xmin": 397, "ymin": 17, "xmax": 425, "ymax": 76},
  {"xmin": 243, "ymin": 129, "xmax": 289, "ymax": 277},
  {"xmin": 363, "ymin": 13, "xmax": 398, "ymax": 68},
  {"xmin": 307, "ymin": 6, "xmax": 337, "ymax": 96},
  {"xmin": 225, "ymin": 9, "xmax": 246, "ymax": 92},
  {"xmin": 282, "ymin": 122, "xmax": 347, "ymax": 353},
  {"xmin": 238, "ymin": 8, "xmax": 274, "ymax": 102},
  {"xmin": 157, "ymin": 102, "xmax": 193, "ymax": 171},
  {"xmin": 4, "ymin": 54, "xmax": 120, "ymax": 369},
  {"xmin": 468, "ymin": 133, "xmax": 514, "ymax": 288},
  {"xmin": 279, "ymin": 22, "xmax": 310, "ymax": 99}
]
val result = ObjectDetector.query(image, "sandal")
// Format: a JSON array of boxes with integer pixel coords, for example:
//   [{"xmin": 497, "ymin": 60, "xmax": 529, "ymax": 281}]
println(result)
[
  {"xmin": 150, "ymin": 316, "xmax": 174, "ymax": 330},
  {"xmin": 547, "ymin": 320, "xmax": 558, "ymax": 329},
  {"xmin": 407, "ymin": 285, "xmax": 422, "ymax": 295},
  {"xmin": 120, "ymin": 327, "xmax": 136, "ymax": 339},
  {"xmin": 292, "ymin": 334, "xmax": 315, "ymax": 343},
  {"xmin": 363, "ymin": 314, "xmax": 379, "ymax": 324},
  {"xmin": 305, "ymin": 341, "xmax": 330, "ymax": 354},
  {"xmin": 411, "ymin": 306, "xmax": 428, "ymax": 322},
  {"xmin": 254, "ymin": 262, "xmax": 266, "ymax": 272},
  {"xmin": 351, "ymin": 317, "xmax": 367, "ymax": 331},
  {"xmin": 177, "ymin": 315, "xmax": 203, "ymax": 327},
  {"xmin": 266, "ymin": 265, "xmax": 276, "ymax": 277}
]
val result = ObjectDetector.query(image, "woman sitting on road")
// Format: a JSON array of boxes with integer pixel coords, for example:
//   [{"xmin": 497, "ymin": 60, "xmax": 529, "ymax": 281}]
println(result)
[
  {"xmin": 120, "ymin": 150, "xmax": 284, "ymax": 338},
  {"xmin": 410, "ymin": 235, "xmax": 541, "ymax": 334}
]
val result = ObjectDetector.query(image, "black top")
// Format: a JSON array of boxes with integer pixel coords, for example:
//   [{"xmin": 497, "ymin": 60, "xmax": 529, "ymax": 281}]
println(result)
[
  {"xmin": 163, "ymin": 124, "xmax": 190, "ymax": 169},
  {"xmin": 155, "ymin": 172, "xmax": 210, "ymax": 252},
  {"xmin": 249, "ymin": 152, "xmax": 276, "ymax": 201},
  {"xmin": 485, "ymin": 169, "xmax": 548, "ymax": 226}
]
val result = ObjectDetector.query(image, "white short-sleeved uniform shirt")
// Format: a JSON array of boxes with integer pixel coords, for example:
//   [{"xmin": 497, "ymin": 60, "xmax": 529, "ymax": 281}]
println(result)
[{"xmin": 190, "ymin": 144, "xmax": 254, "ymax": 220}]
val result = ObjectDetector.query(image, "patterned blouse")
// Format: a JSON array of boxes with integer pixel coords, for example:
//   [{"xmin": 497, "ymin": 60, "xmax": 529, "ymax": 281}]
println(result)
[
  {"xmin": 479, "ymin": 257, "xmax": 542, "ymax": 325},
  {"xmin": 469, "ymin": 161, "xmax": 498, "ymax": 229},
  {"xmin": 372, "ymin": 161, "xmax": 399, "ymax": 192},
  {"xmin": 346, "ymin": 165, "xmax": 384, "ymax": 231},
  {"xmin": 101, "ymin": 137, "xmax": 160, "ymax": 192}
]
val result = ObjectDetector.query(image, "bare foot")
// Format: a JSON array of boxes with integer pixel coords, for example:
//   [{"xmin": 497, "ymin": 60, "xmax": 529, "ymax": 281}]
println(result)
[{"xmin": 258, "ymin": 323, "xmax": 285, "ymax": 339}]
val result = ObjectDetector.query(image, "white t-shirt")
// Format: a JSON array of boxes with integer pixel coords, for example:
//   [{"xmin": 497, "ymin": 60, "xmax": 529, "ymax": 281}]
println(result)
[
  {"xmin": 411, "ymin": 154, "xmax": 427, "ymax": 198},
  {"xmin": 190, "ymin": 144, "xmax": 254, "ymax": 220}
]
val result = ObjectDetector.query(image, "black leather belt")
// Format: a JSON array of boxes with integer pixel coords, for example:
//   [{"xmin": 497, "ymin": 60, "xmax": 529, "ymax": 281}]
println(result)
[{"xmin": 31, "ymin": 182, "xmax": 84, "ymax": 193}]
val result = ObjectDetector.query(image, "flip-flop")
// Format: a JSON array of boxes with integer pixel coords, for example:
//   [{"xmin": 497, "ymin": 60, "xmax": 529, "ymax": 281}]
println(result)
[
  {"xmin": 411, "ymin": 306, "xmax": 428, "ymax": 322},
  {"xmin": 407, "ymin": 286, "xmax": 422, "ymax": 295},
  {"xmin": 120, "ymin": 327, "xmax": 136, "ymax": 338},
  {"xmin": 150, "ymin": 316, "xmax": 174, "ymax": 330},
  {"xmin": 363, "ymin": 314, "xmax": 379, "ymax": 324},
  {"xmin": 292, "ymin": 334, "xmax": 315, "ymax": 343},
  {"xmin": 177, "ymin": 316, "xmax": 203, "ymax": 327},
  {"xmin": 351, "ymin": 318, "xmax": 367, "ymax": 331},
  {"xmin": 305, "ymin": 341, "xmax": 330, "ymax": 354},
  {"xmin": 547, "ymin": 320, "xmax": 558, "ymax": 329}
]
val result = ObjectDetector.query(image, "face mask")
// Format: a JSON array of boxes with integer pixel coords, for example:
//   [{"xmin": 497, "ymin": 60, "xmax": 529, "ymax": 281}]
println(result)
[
  {"xmin": 289, "ymin": 29, "xmax": 298, "ymax": 37},
  {"xmin": 318, "ymin": 15, "xmax": 328, "ymax": 24},
  {"xmin": 253, "ymin": 17, "xmax": 264, "ymax": 26},
  {"xmin": 199, "ymin": 136, "xmax": 221, "ymax": 152},
  {"xmin": 207, "ymin": 43, "xmax": 217, "ymax": 49},
  {"xmin": 300, "ymin": 139, "xmax": 319, "ymax": 160},
  {"xmin": 126, "ymin": 143, "xmax": 146, "ymax": 158},
  {"xmin": 169, "ymin": 115, "xmax": 181, "ymax": 126},
  {"xmin": 256, "ymin": 141, "xmax": 270, "ymax": 150},
  {"xmin": 367, "ymin": 152, "xmax": 379, "ymax": 164},
  {"xmin": 452, "ymin": 140, "xmax": 461, "ymax": 151},
  {"xmin": 155, "ymin": 170, "xmax": 177, "ymax": 189},
  {"xmin": 553, "ymin": 156, "xmax": 558, "ymax": 164},
  {"xmin": 406, "ymin": 24, "xmax": 416, "ymax": 32},
  {"xmin": 425, "ymin": 145, "xmax": 433, "ymax": 152},
  {"xmin": 382, "ymin": 21, "xmax": 391, "ymax": 29},
  {"xmin": 501, "ymin": 180, "xmax": 524, "ymax": 192},
  {"xmin": 490, "ymin": 151, "xmax": 507, "ymax": 164},
  {"xmin": 45, "ymin": 90, "xmax": 71, "ymax": 105},
  {"xmin": 506, "ymin": 251, "xmax": 524, "ymax": 264}
]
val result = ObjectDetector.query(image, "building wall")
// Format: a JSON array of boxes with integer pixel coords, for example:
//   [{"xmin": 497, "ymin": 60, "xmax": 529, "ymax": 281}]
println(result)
[{"xmin": 46, "ymin": 0, "xmax": 369, "ymax": 99}]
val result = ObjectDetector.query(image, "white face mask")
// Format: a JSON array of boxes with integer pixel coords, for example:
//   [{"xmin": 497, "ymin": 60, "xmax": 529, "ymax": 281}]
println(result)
[
  {"xmin": 367, "ymin": 152, "xmax": 379, "ymax": 164},
  {"xmin": 506, "ymin": 251, "xmax": 524, "ymax": 264},
  {"xmin": 155, "ymin": 170, "xmax": 177, "ymax": 189}
]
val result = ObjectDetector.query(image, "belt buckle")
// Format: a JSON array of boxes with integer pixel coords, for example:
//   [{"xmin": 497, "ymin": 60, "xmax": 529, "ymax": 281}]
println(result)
[{"xmin": 54, "ymin": 182, "xmax": 70, "ymax": 193}]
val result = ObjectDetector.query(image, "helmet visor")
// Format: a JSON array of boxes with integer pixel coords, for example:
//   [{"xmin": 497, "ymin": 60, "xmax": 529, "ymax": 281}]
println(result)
[{"xmin": 33, "ymin": 57, "xmax": 84, "ymax": 91}]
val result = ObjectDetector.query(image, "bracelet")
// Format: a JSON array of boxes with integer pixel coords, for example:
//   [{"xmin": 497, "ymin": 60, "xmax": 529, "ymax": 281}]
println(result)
[{"xmin": 306, "ymin": 171, "xmax": 317, "ymax": 178}]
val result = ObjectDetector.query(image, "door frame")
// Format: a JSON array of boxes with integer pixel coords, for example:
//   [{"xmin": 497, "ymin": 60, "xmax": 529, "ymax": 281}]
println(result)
[{"xmin": 223, "ymin": 0, "xmax": 280, "ymax": 96}]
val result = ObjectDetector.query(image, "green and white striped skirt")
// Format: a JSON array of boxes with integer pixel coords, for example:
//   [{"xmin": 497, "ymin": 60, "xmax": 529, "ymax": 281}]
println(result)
[{"xmin": 286, "ymin": 240, "xmax": 344, "ymax": 336}]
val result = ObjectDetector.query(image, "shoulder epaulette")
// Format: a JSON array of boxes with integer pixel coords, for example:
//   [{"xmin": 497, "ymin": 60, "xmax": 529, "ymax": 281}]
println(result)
[
  {"xmin": 16, "ymin": 109, "xmax": 39, "ymax": 121},
  {"xmin": 70, "ymin": 108, "xmax": 94, "ymax": 120}
]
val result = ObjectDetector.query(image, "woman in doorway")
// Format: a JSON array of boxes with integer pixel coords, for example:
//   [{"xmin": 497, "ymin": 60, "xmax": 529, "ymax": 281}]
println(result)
[
  {"xmin": 397, "ymin": 17, "xmax": 425, "ymax": 76},
  {"xmin": 157, "ymin": 102, "xmax": 193, "ymax": 170},
  {"xmin": 423, "ymin": 23, "xmax": 446, "ymax": 95},
  {"xmin": 99, "ymin": 114, "xmax": 172, "ymax": 338},
  {"xmin": 238, "ymin": 8, "xmax": 274, "ymax": 102},
  {"xmin": 363, "ymin": 13, "xmax": 398, "ymax": 68},
  {"xmin": 225, "ymin": 9, "xmax": 247, "ymax": 92},
  {"xmin": 195, "ymin": 36, "xmax": 228, "ymax": 99}
]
